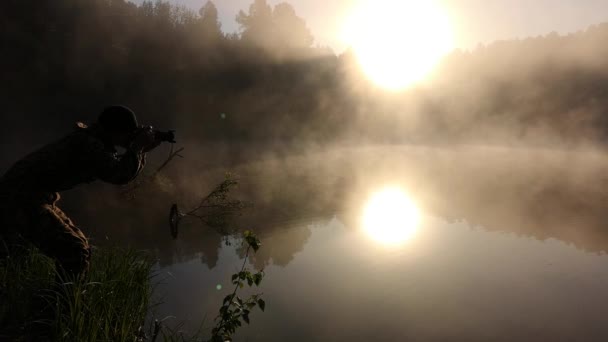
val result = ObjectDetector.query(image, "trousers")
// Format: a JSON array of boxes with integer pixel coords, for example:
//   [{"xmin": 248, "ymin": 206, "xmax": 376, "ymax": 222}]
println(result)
[{"xmin": 0, "ymin": 192, "xmax": 91, "ymax": 277}]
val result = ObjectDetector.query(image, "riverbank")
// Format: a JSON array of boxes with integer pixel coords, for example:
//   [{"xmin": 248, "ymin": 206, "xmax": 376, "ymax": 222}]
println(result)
[{"xmin": 0, "ymin": 245, "xmax": 152, "ymax": 341}]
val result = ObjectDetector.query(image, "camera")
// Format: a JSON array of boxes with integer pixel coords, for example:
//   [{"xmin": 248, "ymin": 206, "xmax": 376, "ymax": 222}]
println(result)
[
  {"xmin": 135, "ymin": 125, "xmax": 176, "ymax": 144},
  {"xmin": 153, "ymin": 129, "xmax": 176, "ymax": 144}
]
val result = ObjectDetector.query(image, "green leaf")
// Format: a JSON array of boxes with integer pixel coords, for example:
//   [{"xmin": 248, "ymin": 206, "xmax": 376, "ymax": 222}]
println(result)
[
  {"xmin": 223, "ymin": 295, "xmax": 233, "ymax": 305},
  {"xmin": 254, "ymin": 273, "xmax": 262, "ymax": 286},
  {"xmin": 242, "ymin": 314, "xmax": 250, "ymax": 324},
  {"xmin": 258, "ymin": 299, "xmax": 265, "ymax": 312},
  {"xmin": 231, "ymin": 274, "xmax": 238, "ymax": 281}
]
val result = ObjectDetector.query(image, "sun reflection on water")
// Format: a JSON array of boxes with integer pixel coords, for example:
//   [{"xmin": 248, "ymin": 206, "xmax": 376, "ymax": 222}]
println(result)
[{"xmin": 362, "ymin": 187, "xmax": 421, "ymax": 246}]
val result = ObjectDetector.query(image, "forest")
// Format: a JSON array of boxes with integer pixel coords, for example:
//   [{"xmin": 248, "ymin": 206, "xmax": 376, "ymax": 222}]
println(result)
[{"xmin": 3, "ymin": 0, "xmax": 608, "ymax": 161}]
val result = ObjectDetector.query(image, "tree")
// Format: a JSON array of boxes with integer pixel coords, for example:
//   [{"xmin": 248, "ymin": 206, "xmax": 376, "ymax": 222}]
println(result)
[
  {"xmin": 236, "ymin": 0, "xmax": 274, "ymax": 51},
  {"xmin": 236, "ymin": 0, "xmax": 313, "ymax": 56},
  {"xmin": 198, "ymin": 0, "xmax": 222, "ymax": 41},
  {"xmin": 272, "ymin": 2, "xmax": 313, "ymax": 50}
]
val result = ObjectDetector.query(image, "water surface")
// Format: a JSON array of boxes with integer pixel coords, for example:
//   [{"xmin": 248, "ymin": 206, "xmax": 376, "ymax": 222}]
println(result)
[
  {"xmin": 155, "ymin": 212, "xmax": 608, "ymax": 341},
  {"xmin": 61, "ymin": 145, "xmax": 608, "ymax": 341}
]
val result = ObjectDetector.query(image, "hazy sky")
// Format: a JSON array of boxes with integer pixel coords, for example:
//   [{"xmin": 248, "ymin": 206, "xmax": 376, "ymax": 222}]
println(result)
[{"xmin": 132, "ymin": 0, "xmax": 608, "ymax": 52}]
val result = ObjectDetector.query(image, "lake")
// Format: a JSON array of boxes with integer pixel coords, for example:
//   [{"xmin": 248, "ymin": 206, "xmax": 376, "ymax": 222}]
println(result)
[{"xmin": 63, "ymin": 144, "xmax": 608, "ymax": 341}]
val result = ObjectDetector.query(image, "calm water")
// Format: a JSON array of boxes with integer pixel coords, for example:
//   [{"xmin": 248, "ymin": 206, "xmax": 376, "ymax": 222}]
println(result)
[
  {"xmin": 59, "ymin": 145, "xmax": 608, "ymax": 341},
  {"xmin": 153, "ymin": 211, "xmax": 608, "ymax": 341}
]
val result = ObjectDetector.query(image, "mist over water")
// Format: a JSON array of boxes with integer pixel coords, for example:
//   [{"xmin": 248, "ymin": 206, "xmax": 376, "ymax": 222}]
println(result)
[
  {"xmin": 62, "ymin": 143, "xmax": 608, "ymax": 255},
  {"xmin": 46, "ymin": 142, "xmax": 608, "ymax": 340}
]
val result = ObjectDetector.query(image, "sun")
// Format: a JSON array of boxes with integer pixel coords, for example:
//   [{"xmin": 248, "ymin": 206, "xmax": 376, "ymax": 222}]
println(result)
[
  {"xmin": 341, "ymin": 0, "xmax": 454, "ymax": 90},
  {"xmin": 362, "ymin": 187, "xmax": 421, "ymax": 246}
]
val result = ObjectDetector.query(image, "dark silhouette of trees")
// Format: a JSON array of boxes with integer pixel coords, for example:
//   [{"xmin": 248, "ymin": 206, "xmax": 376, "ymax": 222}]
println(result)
[
  {"xmin": 4, "ymin": 0, "xmax": 608, "ymax": 165},
  {"xmin": 236, "ymin": 0, "xmax": 274, "ymax": 50},
  {"xmin": 198, "ymin": 1, "xmax": 223, "ymax": 43},
  {"xmin": 236, "ymin": 0, "xmax": 313, "ymax": 57},
  {"xmin": 272, "ymin": 3, "xmax": 314, "ymax": 50}
]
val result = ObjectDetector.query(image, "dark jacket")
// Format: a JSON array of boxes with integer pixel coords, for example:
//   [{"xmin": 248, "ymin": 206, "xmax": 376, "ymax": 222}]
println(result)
[{"xmin": 0, "ymin": 124, "xmax": 145, "ymax": 201}]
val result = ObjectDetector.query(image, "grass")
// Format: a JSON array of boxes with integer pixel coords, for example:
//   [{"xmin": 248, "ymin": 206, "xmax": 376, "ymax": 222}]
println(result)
[
  {"xmin": 0, "ymin": 244, "xmax": 153, "ymax": 341},
  {"xmin": 0, "ymin": 231, "xmax": 264, "ymax": 341},
  {"xmin": 0, "ymin": 179, "xmax": 261, "ymax": 341}
]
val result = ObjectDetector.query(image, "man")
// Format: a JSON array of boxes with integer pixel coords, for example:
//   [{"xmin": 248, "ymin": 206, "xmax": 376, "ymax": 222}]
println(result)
[{"xmin": 0, "ymin": 105, "xmax": 162, "ymax": 277}]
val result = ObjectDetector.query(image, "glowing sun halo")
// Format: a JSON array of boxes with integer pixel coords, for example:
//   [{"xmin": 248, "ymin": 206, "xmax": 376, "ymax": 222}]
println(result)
[
  {"xmin": 362, "ymin": 188, "xmax": 421, "ymax": 246},
  {"xmin": 342, "ymin": 0, "xmax": 454, "ymax": 90}
]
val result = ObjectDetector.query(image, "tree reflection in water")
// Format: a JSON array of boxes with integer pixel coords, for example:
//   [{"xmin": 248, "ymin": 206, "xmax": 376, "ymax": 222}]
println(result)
[{"xmin": 60, "ymin": 145, "xmax": 608, "ymax": 270}]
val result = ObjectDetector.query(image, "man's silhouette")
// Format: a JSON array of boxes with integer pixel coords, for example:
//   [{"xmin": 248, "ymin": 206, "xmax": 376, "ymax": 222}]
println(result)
[{"xmin": 0, "ymin": 105, "xmax": 161, "ymax": 276}]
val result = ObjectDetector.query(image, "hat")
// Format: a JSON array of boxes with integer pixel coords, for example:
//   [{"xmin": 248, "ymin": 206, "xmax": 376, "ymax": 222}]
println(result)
[{"xmin": 97, "ymin": 105, "xmax": 138, "ymax": 133}]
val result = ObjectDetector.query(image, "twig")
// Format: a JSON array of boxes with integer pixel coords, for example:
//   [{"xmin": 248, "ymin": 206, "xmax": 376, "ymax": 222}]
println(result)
[
  {"xmin": 123, "ymin": 145, "xmax": 184, "ymax": 197},
  {"xmin": 153, "ymin": 145, "xmax": 184, "ymax": 177},
  {"xmin": 151, "ymin": 319, "xmax": 161, "ymax": 342}
]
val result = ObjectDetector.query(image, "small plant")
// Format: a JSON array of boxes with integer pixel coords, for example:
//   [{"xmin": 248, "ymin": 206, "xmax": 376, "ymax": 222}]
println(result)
[
  {"xmin": 210, "ymin": 230, "xmax": 265, "ymax": 342},
  {"xmin": 149, "ymin": 231, "xmax": 267, "ymax": 342},
  {"xmin": 170, "ymin": 174, "xmax": 251, "ymax": 238}
]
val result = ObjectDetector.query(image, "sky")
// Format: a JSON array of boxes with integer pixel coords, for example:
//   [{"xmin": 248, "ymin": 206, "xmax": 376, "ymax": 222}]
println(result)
[{"xmin": 131, "ymin": 0, "xmax": 608, "ymax": 53}]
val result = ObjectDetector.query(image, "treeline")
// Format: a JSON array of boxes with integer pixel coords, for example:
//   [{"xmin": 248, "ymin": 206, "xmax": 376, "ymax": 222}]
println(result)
[
  {"xmin": 428, "ymin": 25, "xmax": 608, "ymax": 145},
  {"xmin": 0, "ymin": 0, "xmax": 343, "ymax": 146},
  {"xmin": 3, "ymin": 0, "xmax": 608, "ymax": 151}
]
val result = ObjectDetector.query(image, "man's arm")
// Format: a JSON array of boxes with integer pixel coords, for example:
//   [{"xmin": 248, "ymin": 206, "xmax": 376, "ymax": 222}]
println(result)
[{"xmin": 83, "ymin": 138, "xmax": 146, "ymax": 185}]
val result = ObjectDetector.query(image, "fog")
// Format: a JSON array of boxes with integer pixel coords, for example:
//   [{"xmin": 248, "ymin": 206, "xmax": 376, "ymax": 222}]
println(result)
[
  {"xmin": 2, "ymin": 0, "xmax": 608, "ymax": 261},
  {"xmin": 3, "ymin": 1, "xmax": 608, "ymax": 339}
]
